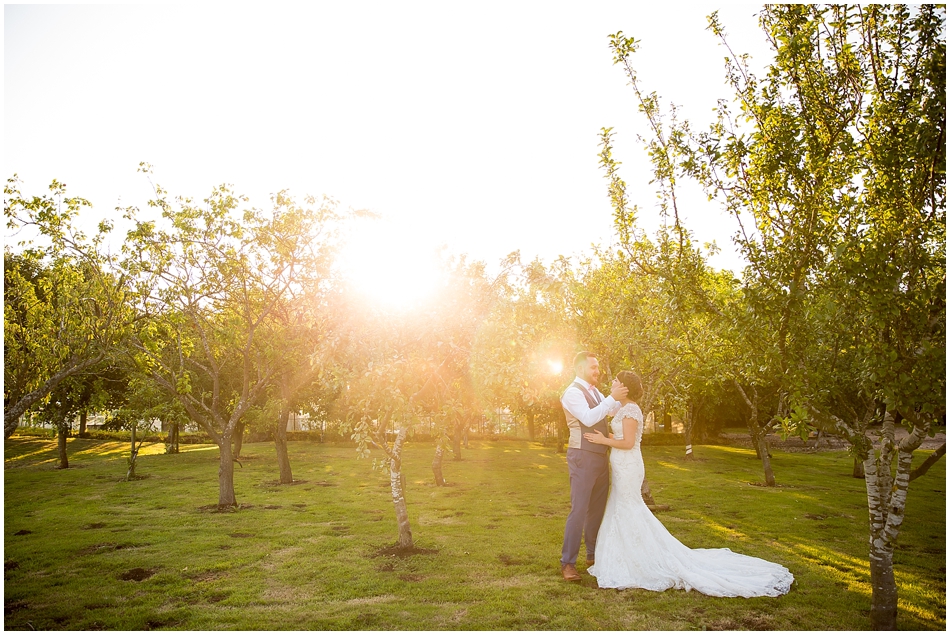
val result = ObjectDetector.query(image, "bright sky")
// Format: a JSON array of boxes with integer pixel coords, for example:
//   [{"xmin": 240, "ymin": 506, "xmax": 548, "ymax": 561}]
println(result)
[{"xmin": 5, "ymin": 3, "xmax": 772, "ymax": 306}]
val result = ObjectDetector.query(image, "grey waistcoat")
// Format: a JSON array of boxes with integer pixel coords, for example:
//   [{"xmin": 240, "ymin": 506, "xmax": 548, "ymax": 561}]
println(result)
[{"xmin": 564, "ymin": 381, "xmax": 610, "ymax": 454}]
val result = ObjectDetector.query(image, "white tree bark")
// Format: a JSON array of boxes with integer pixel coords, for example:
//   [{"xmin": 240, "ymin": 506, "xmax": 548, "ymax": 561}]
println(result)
[{"xmin": 863, "ymin": 411, "xmax": 929, "ymax": 630}]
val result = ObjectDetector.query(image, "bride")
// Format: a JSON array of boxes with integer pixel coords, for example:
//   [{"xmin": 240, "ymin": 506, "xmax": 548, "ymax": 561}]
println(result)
[{"xmin": 583, "ymin": 370, "xmax": 794, "ymax": 597}]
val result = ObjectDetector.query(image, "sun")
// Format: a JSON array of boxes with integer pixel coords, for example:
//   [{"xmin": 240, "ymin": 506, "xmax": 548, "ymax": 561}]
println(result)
[{"xmin": 337, "ymin": 217, "xmax": 441, "ymax": 310}]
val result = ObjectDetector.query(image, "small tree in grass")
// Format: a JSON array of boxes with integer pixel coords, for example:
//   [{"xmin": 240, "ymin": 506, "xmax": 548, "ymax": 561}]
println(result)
[
  {"xmin": 334, "ymin": 289, "xmax": 425, "ymax": 548},
  {"xmin": 346, "ymin": 352, "xmax": 417, "ymax": 548},
  {"xmin": 33, "ymin": 376, "xmax": 85, "ymax": 470}
]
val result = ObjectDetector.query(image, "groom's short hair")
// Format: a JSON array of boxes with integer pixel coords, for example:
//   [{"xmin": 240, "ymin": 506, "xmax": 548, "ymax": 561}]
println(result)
[{"xmin": 573, "ymin": 351, "xmax": 595, "ymax": 371}]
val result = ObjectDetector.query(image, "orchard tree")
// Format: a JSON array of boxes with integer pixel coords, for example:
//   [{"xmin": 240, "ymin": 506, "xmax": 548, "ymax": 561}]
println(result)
[
  {"xmin": 597, "ymin": 107, "xmax": 734, "ymax": 464},
  {"xmin": 32, "ymin": 373, "xmax": 92, "ymax": 469},
  {"xmin": 338, "ymin": 303, "xmax": 424, "ymax": 549},
  {"xmin": 4, "ymin": 178, "xmax": 131, "ymax": 438},
  {"xmin": 122, "ymin": 170, "xmax": 338, "ymax": 508},
  {"xmin": 700, "ymin": 6, "xmax": 945, "ymax": 628}
]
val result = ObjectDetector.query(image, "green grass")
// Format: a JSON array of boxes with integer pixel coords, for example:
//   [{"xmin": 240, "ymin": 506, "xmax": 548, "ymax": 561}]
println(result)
[{"xmin": 4, "ymin": 436, "xmax": 945, "ymax": 630}]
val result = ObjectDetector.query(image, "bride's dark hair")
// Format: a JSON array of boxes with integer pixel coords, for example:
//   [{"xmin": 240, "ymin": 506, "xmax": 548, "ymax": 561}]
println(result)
[{"xmin": 617, "ymin": 370, "xmax": 644, "ymax": 402}]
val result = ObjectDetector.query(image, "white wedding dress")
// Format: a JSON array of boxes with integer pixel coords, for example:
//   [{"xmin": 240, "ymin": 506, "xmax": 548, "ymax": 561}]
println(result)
[{"xmin": 589, "ymin": 403, "xmax": 794, "ymax": 597}]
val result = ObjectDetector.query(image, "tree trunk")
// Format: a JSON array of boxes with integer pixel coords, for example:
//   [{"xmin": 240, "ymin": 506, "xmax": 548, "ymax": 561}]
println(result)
[
  {"xmin": 390, "ymin": 426, "xmax": 413, "ymax": 547},
  {"xmin": 733, "ymin": 381, "xmax": 774, "ymax": 486},
  {"xmin": 751, "ymin": 425, "xmax": 763, "ymax": 459},
  {"xmin": 432, "ymin": 444, "xmax": 446, "ymax": 486},
  {"xmin": 556, "ymin": 407, "xmax": 566, "ymax": 453},
  {"xmin": 869, "ymin": 546, "xmax": 897, "ymax": 630},
  {"xmin": 218, "ymin": 438, "xmax": 238, "ymax": 508},
  {"xmin": 166, "ymin": 420, "xmax": 180, "ymax": 454},
  {"xmin": 757, "ymin": 434, "xmax": 776, "ymax": 486},
  {"xmin": 232, "ymin": 421, "xmax": 245, "ymax": 459},
  {"xmin": 79, "ymin": 411, "xmax": 88, "ymax": 436},
  {"xmin": 684, "ymin": 402, "xmax": 696, "ymax": 460},
  {"xmin": 640, "ymin": 478, "xmax": 656, "ymax": 506},
  {"xmin": 852, "ymin": 455, "xmax": 866, "ymax": 478},
  {"xmin": 452, "ymin": 421, "xmax": 463, "ymax": 461},
  {"xmin": 863, "ymin": 410, "xmax": 928, "ymax": 630},
  {"xmin": 127, "ymin": 421, "xmax": 137, "ymax": 479},
  {"xmin": 57, "ymin": 425, "xmax": 69, "ymax": 469},
  {"xmin": 526, "ymin": 409, "xmax": 536, "ymax": 441},
  {"xmin": 275, "ymin": 407, "xmax": 294, "ymax": 484}
]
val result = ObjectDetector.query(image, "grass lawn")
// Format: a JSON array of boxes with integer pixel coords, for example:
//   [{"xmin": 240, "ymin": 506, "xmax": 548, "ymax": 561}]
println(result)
[{"xmin": 4, "ymin": 435, "xmax": 945, "ymax": 630}]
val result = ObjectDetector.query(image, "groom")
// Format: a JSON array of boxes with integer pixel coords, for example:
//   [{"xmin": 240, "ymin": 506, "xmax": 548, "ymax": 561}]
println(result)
[{"xmin": 559, "ymin": 351, "xmax": 626, "ymax": 581}]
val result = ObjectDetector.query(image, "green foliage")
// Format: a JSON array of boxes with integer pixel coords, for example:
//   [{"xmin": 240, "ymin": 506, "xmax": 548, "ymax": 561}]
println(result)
[
  {"xmin": 121, "ymin": 168, "xmax": 340, "ymax": 445},
  {"xmin": 4, "ymin": 177, "xmax": 132, "ymax": 435},
  {"xmin": 702, "ymin": 5, "xmax": 945, "ymax": 435},
  {"xmin": 471, "ymin": 252, "xmax": 575, "ymax": 440}
]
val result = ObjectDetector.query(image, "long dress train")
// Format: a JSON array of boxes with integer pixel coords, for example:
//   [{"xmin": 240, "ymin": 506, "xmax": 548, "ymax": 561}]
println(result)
[{"xmin": 588, "ymin": 403, "xmax": 794, "ymax": 597}]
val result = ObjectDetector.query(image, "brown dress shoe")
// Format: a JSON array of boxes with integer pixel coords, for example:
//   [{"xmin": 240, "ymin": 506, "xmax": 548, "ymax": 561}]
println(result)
[
  {"xmin": 561, "ymin": 563, "xmax": 581, "ymax": 581},
  {"xmin": 586, "ymin": 557, "xmax": 595, "ymax": 567}
]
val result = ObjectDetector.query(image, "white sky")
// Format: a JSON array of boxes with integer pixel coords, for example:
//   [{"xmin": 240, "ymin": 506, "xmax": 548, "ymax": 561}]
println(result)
[{"xmin": 5, "ymin": 2, "xmax": 772, "ymax": 293}]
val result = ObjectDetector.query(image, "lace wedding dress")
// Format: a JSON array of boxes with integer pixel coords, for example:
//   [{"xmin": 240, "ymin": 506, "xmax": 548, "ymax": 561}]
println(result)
[{"xmin": 588, "ymin": 403, "xmax": 794, "ymax": 597}]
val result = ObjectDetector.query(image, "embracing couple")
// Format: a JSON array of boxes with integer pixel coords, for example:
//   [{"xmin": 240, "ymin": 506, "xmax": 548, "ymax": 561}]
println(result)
[{"xmin": 559, "ymin": 351, "xmax": 794, "ymax": 597}]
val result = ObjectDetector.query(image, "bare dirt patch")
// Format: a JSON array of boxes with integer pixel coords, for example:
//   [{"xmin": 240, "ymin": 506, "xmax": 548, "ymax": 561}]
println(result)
[
  {"xmin": 706, "ymin": 611, "xmax": 774, "ymax": 630},
  {"xmin": 84, "ymin": 522, "xmax": 107, "ymax": 529},
  {"xmin": 498, "ymin": 554, "xmax": 526, "ymax": 566},
  {"xmin": 13, "ymin": 529, "xmax": 32, "ymax": 536},
  {"xmin": 118, "ymin": 567, "xmax": 156, "ymax": 582},
  {"xmin": 372, "ymin": 544, "xmax": 440, "ymax": 559},
  {"xmin": 4, "ymin": 599, "xmax": 28, "ymax": 616},
  {"xmin": 5, "ymin": 560, "xmax": 20, "ymax": 571},
  {"xmin": 398, "ymin": 573, "xmax": 424, "ymax": 582},
  {"xmin": 197, "ymin": 503, "xmax": 255, "ymax": 513}
]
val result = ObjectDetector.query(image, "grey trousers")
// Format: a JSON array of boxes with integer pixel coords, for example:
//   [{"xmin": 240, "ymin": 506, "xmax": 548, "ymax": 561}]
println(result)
[{"xmin": 561, "ymin": 447, "xmax": 609, "ymax": 566}]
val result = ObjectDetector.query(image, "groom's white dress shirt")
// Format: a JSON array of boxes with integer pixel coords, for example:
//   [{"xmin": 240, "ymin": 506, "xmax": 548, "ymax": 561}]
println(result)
[{"xmin": 562, "ymin": 376, "xmax": 621, "ymax": 449}]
